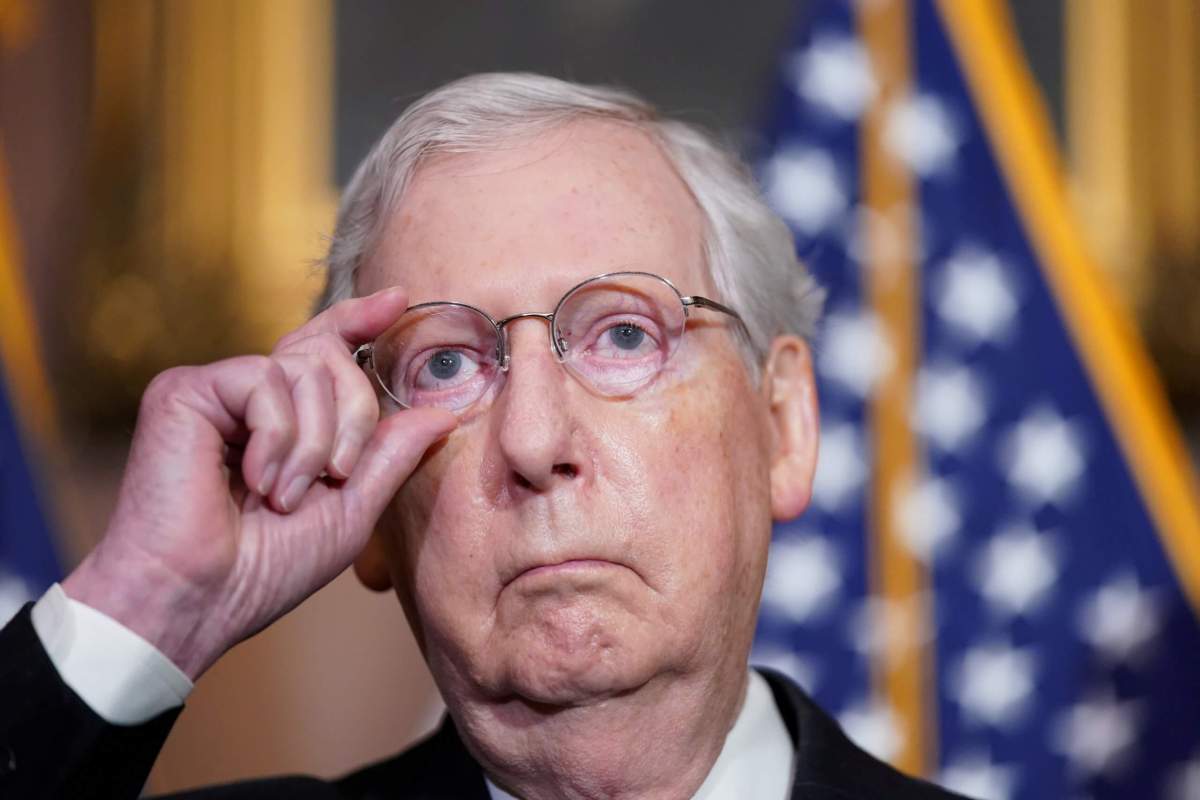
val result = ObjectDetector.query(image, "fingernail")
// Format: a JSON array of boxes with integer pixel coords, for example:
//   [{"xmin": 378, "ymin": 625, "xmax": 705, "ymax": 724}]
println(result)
[
  {"xmin": 330, "ymin": 435, "xmax": 358, "ymax": 478},
  {"xmin": 432, "ymin": 410, "xmax": 459, "ymax": 436},
  {"xmin": 280, "ymin": 476, "xmax": 308, "ymax": 512},
  {"xmin": 258, "ymin": 463, "xmax": 279, "ymax": 496},
  {"xmin": 373, "ymin": 286, "xmax": 406, "ymax": 301}
]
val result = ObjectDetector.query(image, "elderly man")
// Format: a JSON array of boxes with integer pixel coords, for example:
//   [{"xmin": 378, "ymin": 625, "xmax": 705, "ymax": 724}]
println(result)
[{"xmin": 1, "ymin": 74, "xmax": 965, "ymax": 799}]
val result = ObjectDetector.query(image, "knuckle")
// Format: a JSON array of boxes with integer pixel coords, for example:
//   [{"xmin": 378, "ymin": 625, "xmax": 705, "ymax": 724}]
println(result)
[
  {"xmin": 232, "ymin": 354, "xmax": 279, "ymax": 382},
  {"xmin": 292, "ymin": 439, "xmax": 331, "ymax": 471},
  {"xmin": 258, "ymin": 415, "xmax": 297, "ymax": 449},
  {"xmin": 342, "ymin": 385, "xmax": 379, "ymax": 426},
  {"xmin": 273, "ymin": 330, "xmax": 300, "ymax": 352},
  {"xmin": 141, "ymin": 367, "xmax": 191, "ymax": 410},
  {"xmin": 258, "ymin": 356, "xmax": 290, "ymax": 388},
  {"xmin": 289, "ymin": 357, "xmax": 334, "ymax": 395},
  {"xmin": 304, "ymin": 358, "xmax": 334, "ymax": 386},
  {"xmin": 314, "ymin": 332, "xmax": 351, "ymax": 358}
]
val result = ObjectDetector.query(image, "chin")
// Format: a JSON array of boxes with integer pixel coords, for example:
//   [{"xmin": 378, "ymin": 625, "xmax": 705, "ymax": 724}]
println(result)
[{"xmin": 497, "ymin": 607, "xmax": 659, "ymax": 707}]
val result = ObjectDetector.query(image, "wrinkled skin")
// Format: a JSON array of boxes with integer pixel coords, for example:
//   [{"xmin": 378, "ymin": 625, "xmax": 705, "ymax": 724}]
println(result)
[
  {"xmin": 65, "ymin": 115, "xmax": 817, "ymax": 800},
  {"xmin": 353, "ymin": 120, "xmax": 819, "ymax": 800}
]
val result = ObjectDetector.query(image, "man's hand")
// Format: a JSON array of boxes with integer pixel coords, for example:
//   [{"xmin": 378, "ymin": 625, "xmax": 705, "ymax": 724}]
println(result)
[{"xmin": 62, "ymin": 288, "xmax": 455, "ymax": 680}]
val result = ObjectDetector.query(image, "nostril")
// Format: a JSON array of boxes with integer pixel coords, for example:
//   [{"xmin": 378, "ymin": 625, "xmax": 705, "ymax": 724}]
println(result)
[{"xmin": 511, "ymin": 464, "xmax": 578, "ymax": 491}]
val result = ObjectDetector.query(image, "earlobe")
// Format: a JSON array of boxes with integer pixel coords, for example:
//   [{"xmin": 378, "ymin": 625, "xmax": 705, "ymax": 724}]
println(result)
[
  {"xmin": 762, "ymin": 336, "xmax": 820, "ymax": 522},
  {"xmin": 353, "ymin": 531, "xmax": 394, "ymax": 592}
]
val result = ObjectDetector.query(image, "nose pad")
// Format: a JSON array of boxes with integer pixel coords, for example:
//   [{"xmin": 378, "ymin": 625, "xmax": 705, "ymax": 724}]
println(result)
[{"xmin": 552, "ymin": 331, "xmax": 570, "ymax": 360}]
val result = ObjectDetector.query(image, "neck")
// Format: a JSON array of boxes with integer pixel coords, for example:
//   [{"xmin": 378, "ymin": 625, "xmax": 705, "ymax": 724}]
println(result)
[{"xmin": 453, "ymin": 666, "xmax": 750, "ymax": 800}]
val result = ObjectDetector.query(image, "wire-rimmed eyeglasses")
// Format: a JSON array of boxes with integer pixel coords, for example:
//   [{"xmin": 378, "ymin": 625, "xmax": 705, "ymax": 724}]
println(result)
[{"xmin": 354, "ymin": 271, "xmax": 745, "ymax": 412}]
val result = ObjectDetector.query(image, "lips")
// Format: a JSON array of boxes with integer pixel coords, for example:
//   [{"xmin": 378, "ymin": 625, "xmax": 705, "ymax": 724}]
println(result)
[{"xmin": 503, "ymin": 557, "xmax": 627, "ymax": 588}]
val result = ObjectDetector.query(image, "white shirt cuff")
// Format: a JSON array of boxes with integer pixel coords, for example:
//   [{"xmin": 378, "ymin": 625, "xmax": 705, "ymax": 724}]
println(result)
[{"xmin": 30, "ymin": 583, "xmax": 193, "ymax": 726}]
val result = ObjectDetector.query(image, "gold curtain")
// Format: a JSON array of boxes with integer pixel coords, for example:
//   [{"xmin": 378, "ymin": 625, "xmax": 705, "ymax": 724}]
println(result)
[
  {"xmin": 76, "ymin": 0, "xmax": 335, "ymax": 426},
  {"xmin": 1067, "ymin": 0, "xmax": 1200, "ymax": 410}
]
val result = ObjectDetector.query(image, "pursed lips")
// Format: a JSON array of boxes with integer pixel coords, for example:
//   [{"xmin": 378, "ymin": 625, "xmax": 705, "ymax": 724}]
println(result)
[{"xmin": 503, "ymin": 557, "xmax": 629, "ymax": 588}]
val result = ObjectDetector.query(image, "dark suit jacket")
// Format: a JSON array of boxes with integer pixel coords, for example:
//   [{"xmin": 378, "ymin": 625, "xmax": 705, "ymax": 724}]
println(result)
[{"xmin": 0, "ymin": 604, "xmax": 969, "ymax": 799}]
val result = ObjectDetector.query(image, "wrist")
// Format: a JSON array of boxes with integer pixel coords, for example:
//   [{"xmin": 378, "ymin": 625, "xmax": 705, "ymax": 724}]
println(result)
[{"xmin": 62, "ymin": 545, "xmax": 228, "ymax": 680}]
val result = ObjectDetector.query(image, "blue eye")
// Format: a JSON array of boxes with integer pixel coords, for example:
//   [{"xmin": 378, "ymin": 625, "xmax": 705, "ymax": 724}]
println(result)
[
  {"xmin": 427, "ymin": 350, "xmax": 463, "ymax": 380},
  {"xmin": 608, "ymin": 324, "xmax": 645, "ymax": 350}
]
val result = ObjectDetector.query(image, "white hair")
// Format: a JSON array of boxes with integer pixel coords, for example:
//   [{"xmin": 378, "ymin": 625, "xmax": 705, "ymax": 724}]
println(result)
[{"xmin": 318, "ymin": 72, "xmax": 824, "ymax": 377}]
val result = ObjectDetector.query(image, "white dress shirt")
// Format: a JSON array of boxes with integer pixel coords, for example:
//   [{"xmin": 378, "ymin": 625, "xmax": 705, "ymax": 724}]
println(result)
[
  {"xmin": 30, "ymin": 583, "xmax": 794, "ymax": 798},
  {"xmin": 484, "ymin": 670, "xmax": 794, "ymax": 800},
  {"xmin": 31, "ymin": 583, "xmax": 192, "ymax": 725}
]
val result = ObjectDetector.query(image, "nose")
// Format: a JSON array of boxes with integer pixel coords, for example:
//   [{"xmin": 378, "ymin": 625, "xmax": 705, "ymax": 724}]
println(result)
[{"xmin": 492, "ymin": 319, "xmax": 582, "ymax": 493}]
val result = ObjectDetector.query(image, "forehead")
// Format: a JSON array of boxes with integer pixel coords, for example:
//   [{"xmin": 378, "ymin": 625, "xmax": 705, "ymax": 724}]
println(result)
[{"xmin": 357, "ymin": 120, "xmax": 710, "ymax": 312}]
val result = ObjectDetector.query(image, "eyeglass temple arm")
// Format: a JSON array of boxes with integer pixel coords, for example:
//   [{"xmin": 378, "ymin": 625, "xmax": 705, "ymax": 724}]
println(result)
[{"xmin": 682, "ymin": 295, "xmax": 747, "ymax": 327}]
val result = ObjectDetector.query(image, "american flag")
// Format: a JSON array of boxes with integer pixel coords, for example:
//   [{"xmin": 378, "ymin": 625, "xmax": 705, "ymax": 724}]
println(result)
[
  {"xmin": 751, "ymin": 1, "xmax": 1200, "ymax": 798},
  {"xmin": 0, "ymin": 157, "xmax": 60, "ymax": 625},
  {"xmin": 0, "ymin": 373, "xmax": 56, "ymax": 626}
]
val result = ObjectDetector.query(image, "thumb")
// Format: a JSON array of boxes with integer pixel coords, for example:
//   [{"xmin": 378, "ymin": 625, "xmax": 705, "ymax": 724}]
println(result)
[{"xmin": 339, "ymin": 407, "xmax": 458, "ymax": 531}]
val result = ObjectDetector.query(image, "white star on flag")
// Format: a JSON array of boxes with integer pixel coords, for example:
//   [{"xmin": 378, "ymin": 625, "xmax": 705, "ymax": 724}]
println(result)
[
  {"xmin": 1077, "ymin": 572, "xmax": 1162, "ymax": 664},
  {"xmin": 787, "ymin": 35, "xmax": 876, "ymax": 121},
  {"xmin": 1166, "ymin": 751, "xmax": 1200, "ymax": 800},
  {"xmin": 810, "ymin": 422, "xmax": 868, "ymax": 513},
  {"xmin": 884, "ymin": 93, "xmax": 961, "ymax": 177},
  {"xmin": 0, "ymin": 569, "xmax": 35, "ymax": 626},
  {"xmin": 838, "ymin": 698, "xmax": 904, "ymax": 763},
  {"xmin": 934, "ymin": 245, "xmax": 1021, "ymax": 345},
  {"xmin": 939, "ymin": 750, "xmax": 1018, "ymax": 800},
  {"xmin": 818, "ymin": 308, "xmax": 894, "ymax": 398},
  {"xmin": 762, "ymin": 534, "xmax": 843, "ymax": 623},
  {"xmin": 762, "ymin": 146, "xmax": 848, "ymax": 235},
  {"xmin": 1050, "ymin": 692, "xmax": 1143, "ymax": 777},
  {"xmin": 848, "ymin": 593, "xmax": 933, "ymax": 662},
  {"xmin": 751, "ymin": 646, "xmax": 820, "ymax": 693},
  {"xmin": 1000, "ymin": 405, "xmax": 1088, "ymax": 508},
  {"xmin": 896, "ymin": 475, "xmax": 962, "ymax": 563},
  {"xmin": 951, "ymin": 640, "xmax": 1036, "ymax": 729},
  {"xmin": 974, "ymin": 524, "xmax": 1060, "ymax": 617},
  {"xmin": 913, "ymin": 361, "xmax": 987, "ymax": 452},
  {"xmin": 844, "ymin": 203, "xmax": 906, "ymax": 273}
]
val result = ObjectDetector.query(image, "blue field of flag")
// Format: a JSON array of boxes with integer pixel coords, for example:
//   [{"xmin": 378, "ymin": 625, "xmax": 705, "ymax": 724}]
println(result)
[{"xmin": 751, "ymin": 1, "xmax": 1200, "ymax": 798}]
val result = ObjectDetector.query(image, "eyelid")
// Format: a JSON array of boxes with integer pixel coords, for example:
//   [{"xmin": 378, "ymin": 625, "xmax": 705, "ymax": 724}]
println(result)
[
  {"xmin": 569, "ymin": 314, "xmax": 662, "ymax": 346},
  {"xmin": 398, "ymin": 347, "xmax": 487, "ymax": 394}
]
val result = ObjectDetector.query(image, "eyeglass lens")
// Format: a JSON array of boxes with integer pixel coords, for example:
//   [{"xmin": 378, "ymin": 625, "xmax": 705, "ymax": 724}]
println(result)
[{"xmin": 370, "ymin": 273, "xmax": 688, "ymax": 411}]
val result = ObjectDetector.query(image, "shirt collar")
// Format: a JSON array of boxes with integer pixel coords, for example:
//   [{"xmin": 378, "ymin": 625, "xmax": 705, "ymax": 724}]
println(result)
[{"xmin": 485, "ymin": 669, "xmax": 794, "ymax": 800}]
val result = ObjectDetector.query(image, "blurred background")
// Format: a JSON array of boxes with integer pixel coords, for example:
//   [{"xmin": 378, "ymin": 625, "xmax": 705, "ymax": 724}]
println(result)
[{"xmin": 1, "ymin": 0, "xmax": 1198, "ymax": 797}]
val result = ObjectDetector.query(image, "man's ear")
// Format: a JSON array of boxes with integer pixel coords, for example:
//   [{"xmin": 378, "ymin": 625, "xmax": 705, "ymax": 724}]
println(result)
[
  {"xmin": 762, "ymin": 335, "xmax": 819, "ymax": 522},
  {"xmin": 353, "ymin": 530, "xmax": 394, "ymax": 592}
]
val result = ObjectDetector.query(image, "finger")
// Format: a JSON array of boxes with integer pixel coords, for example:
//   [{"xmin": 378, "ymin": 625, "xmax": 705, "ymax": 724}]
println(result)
[
  {"xmin": 271, "ymin": 332, "xmax": 380, "ymax": 480},
  {"xmin": 327, "ymin": 351, "xmax": 379, "ymax": 479},
  {"xmin": 339, "ymin": 408, "xmax": 458, "ymax": 533},
  {"xmin": 272, "ymin": 354, "xmax": 337, "ymax": 513},
  {"xmin": 276, "ymin": 285, "xmax": 409, "ymax": 351},
  {"xmin": 201, "ymin": 356, "xmax": 297, "ymax": 497}
]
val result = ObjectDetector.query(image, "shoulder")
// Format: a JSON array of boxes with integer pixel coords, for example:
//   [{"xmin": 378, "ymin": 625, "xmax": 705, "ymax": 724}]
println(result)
[
  {"xmin": 333, "ymin": 716, "xmax": 489, "ymax": 800},
  {"xmin": 756, "ymin": 668, "xmax": 974, "ymax": 800},
  {"xmin": 150, "ymin": 776, "xmax": 342, "ymax": 799},
  {"xmin": 152, "ymin": 719, "xmax": 487, "ymax": 800}
]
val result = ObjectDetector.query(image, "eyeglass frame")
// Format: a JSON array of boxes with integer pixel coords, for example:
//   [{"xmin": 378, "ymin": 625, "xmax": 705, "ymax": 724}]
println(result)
[{"xmin": 353, "ymin": 270, "xmax": 747, "ymax": 409}]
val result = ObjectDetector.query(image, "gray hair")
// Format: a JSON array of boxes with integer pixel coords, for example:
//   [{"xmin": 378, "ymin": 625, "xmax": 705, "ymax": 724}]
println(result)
[{"xmin": 317, "ymin": 72, "xmax": 823, "ymax": 377}]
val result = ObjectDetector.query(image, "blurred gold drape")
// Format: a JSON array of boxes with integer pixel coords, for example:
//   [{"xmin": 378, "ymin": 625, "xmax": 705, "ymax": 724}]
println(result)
[
  {"xmin": 77, "ymin": 0, "xmax": 336, "ymax": 426},
  {"xmin": 1067, "ymin": 0, "xmax": 1200, "ymax": 412}
]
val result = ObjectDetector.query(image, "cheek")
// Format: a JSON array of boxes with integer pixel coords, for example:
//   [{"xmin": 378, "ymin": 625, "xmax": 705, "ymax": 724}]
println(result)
[
  {"xmin": 623, "ymin": 362, "xmax": 773, "ymax": 594},
  {"xmin": 386, "ymin": 434, "xmax": 493, "ymax": 607}
]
